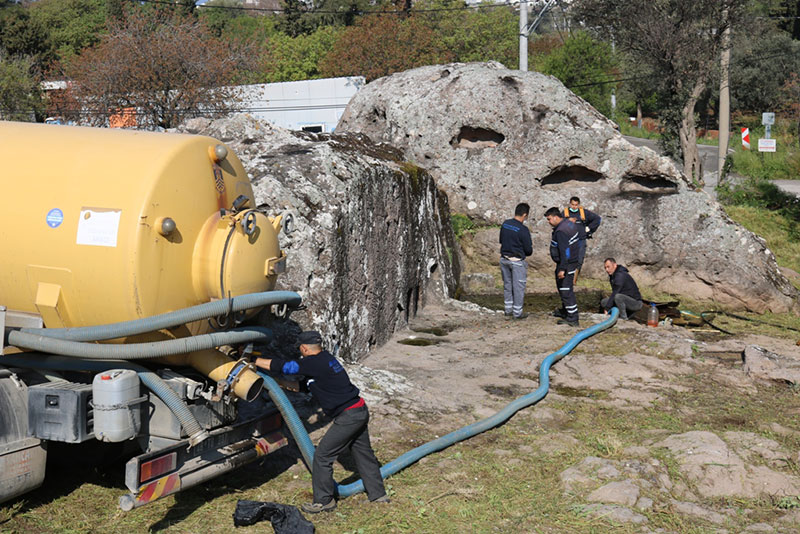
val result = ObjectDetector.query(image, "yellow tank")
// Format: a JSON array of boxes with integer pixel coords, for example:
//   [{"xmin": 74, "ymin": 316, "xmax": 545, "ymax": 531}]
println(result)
[{"xmin": 0, "ymin": 121, "xmax": 286, "ymax": 329}]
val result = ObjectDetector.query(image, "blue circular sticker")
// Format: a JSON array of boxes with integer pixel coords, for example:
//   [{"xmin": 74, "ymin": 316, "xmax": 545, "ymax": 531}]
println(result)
[{"xmin": 46, "ymin": 208, "xmax": 64, "ymax": 228}]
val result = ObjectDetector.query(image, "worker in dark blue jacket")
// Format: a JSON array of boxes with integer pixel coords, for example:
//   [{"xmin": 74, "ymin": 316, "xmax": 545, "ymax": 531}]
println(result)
[
  {"xmin": 254, "ymin": 331, "xmax": 388, "ymax": 513},
  {"xmin": 545, "ymin": 207, "xmax": 581, "ymax": 327},
  {"xmin": 601, "ymin": 258, "xmax": 643, "ymax": 320},
  {"xmin": 499, "ymin": 202, "xmax": 533, "ymax": 319},
  {"xmin": 563, "ymin": 196, "xmax": 601, "ymax": 283}
]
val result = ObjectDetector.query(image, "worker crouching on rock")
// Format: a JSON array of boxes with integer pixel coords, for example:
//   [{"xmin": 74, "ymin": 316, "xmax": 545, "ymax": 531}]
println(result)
[
  {"xmin": 601, "ymin": 258, "xmax": 643, "ymax": 320},
  {"xmin": 254, "ymin": 330, "xmax": 389, "ymax": 513}
]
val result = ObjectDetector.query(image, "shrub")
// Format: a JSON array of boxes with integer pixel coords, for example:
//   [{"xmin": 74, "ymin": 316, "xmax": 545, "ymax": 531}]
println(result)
[{"xmin": 450, "ymin": 213, "xmax": 475, "ymax": 239}]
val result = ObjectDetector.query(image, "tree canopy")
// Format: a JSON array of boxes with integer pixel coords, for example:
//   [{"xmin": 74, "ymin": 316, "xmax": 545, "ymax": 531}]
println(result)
[
  {"xmin": 572, "ymin": 0, "xmax": 751, "ymax": 179},
  {"xmin": 0, "ymin": 0, "xmax": 798, "ymax": 136},
  {"xmin": 535, "ymin": 31, "xmax": 617, "ymax": 117},
  {"xmin": 66, "ymin": 9, "xmax": 252, "ymax": 129},
  {"xmin": 0, "ymin": 52, "xmax": 43, "ymax": 121}
]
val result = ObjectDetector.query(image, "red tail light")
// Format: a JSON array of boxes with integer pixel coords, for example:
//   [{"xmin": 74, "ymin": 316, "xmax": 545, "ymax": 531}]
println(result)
[{"xmin": 140, "ymin": 452, "xmax": 177, "ymax": 483}]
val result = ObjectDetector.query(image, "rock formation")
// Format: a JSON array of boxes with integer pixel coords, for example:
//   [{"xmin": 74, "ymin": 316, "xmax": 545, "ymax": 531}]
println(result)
[
  {"xmin": 337, "ymin": 62, "xmax": 799, "ymax": 313},
  {"xmin": 176, "ymin": 115, "xmax": 459, "ymax": 361}
]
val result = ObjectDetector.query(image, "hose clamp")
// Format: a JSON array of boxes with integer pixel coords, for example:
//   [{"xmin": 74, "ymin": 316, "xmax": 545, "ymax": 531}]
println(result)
[{"xmin": 225, "ymin": 358, "xmax": 254, "ymax": 391}]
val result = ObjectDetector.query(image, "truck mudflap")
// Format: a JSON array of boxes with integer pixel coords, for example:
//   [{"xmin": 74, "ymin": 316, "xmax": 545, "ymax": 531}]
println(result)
[
  {"xmin": 1, "ymin": 367, "xmax": 47, "ymax": 505},
  {"xmin": 0, "ymin": 437, "xmax": 47, "ymax": 505},
  {"xmin": 119, "ymin": 412, "xmax": 287, "ymax": 511}
]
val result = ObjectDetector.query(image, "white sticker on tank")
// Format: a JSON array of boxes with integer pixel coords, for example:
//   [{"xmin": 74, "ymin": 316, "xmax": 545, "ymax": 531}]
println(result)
[{"xmin": 76, "ymin": 207, "xmax": 121, "ymax": 247}]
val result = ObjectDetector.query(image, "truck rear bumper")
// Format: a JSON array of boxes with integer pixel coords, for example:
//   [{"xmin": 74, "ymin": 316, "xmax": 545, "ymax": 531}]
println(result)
[{"xmin": 120, "ymin": 412, "xmax": 287, "ymax": 511}]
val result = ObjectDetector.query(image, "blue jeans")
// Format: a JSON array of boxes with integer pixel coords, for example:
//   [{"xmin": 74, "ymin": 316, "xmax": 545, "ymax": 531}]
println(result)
[{"xmin": 500, "ymin": 257, "xmax": 527, "ymax": 317}]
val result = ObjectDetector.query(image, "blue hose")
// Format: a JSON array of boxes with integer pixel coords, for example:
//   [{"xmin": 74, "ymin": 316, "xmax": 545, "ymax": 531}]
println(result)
[
  {"xmin": 8, "ymin": 326, "xmax": 273, "ymax": 360},
  {"xmin": 21, "ymin": 291, "xmax": 302, "ymax": 342},
  {"xmin": 260, "ymin": 308, "xmax": 619, "ymax": 498},
  {"xmin": 257, "ymin": 372, "xmax": 316, "ymax": 468}
]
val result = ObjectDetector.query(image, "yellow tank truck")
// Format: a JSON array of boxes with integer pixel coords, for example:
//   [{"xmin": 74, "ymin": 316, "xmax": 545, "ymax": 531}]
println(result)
[{"xmin": 0, "ymin": 121, "xmax": 299, "ymax": 510}]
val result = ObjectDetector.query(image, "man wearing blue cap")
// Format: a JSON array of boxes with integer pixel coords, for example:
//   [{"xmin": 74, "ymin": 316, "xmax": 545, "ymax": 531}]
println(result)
[{"xmin": 254, "ymin": 331, "xmax": 388, "ymax": 513}]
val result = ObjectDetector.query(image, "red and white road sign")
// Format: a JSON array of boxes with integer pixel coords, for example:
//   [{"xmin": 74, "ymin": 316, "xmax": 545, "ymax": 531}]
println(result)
[
  {"xmin": 758, "ymin": 139, "xmax": 777, "ymax": 152},
  {"xmin": 741, "ymin": 127, "xmax": 750, "ymax": 150}
]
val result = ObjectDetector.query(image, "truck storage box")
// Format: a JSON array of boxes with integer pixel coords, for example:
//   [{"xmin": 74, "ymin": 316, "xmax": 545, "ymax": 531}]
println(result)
[{"xmin": 28, "ymin": 382, "xmax": 93, "ymax": 443}]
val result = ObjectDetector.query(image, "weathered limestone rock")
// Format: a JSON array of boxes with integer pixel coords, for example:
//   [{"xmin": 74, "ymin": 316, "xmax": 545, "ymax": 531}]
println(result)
[
  {"xmin": 653, "ymin": 431, "xmax": 800, "ymax": 499},
  {"xmin": 743, "ymin": 345, "xmax": 800, "ymax": 385},
  {"xmin": 338, "ymin": 62, "xmax": 799, "ymax": 313},
  {"xmin": 581, "ymin": 504, "xmax": 649, "ymax": 525},
  {"xmin": 670, "ymin": 500, "xmax": 729, "ymax": 525},
  {"xmin": 586, "ymin": 480, "xmax": 640, "ymax": 506},
  {"xmin": 176, "ymin": 115, "xmax": 458, "ymax": 361}
]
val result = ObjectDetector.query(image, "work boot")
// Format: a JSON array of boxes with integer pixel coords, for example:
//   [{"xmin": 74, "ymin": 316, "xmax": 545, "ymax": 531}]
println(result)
[
  {"xmin": 504, "ymin": 311, "xmax": 513, "ymax": 320},
  {"xmin": 301, "ymin": 500, "xmax": 337, "ymax": 514},
  {"xmin": 371, "ymin": 495, "xmax": 391, "ymax": 504},
  {"xmin": 557, "ymin": 319, "xmax": 580, "ymax": 328},
  {"xmin": 551, "ymin": 308, "xmax": 566, "ymax": 318},
  {"xmin": 513, "ymin": 312, "xmax": 529, "ymax": 320}
]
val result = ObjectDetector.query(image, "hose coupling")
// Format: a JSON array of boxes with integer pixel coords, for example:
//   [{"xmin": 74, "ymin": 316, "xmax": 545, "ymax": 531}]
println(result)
[
  {"xmin": 188, "ymin": 429, "xmax": 209, "ymax": 448},
  {"xmin": 225, "ymin": 358, "xmax": 255, "ymax": 391}
]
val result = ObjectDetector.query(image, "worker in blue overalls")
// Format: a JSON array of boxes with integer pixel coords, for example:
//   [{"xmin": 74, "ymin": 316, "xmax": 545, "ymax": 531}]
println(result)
[
  {"xmin": 563, "ymin": 196, "xmax": 601, "ymax": 285},
  {"xmin": 545, "ymin": 207, "xmax": 581, "ymax": 327}
]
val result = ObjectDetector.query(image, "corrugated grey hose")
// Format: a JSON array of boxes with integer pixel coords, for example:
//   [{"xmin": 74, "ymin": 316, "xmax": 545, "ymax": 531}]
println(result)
[
  {"xmin": 7, "ymin": 327, "xmax": 272, "ymax": 359},
  {"xmin": 0, "ymin": 354, "xmax": 207, "ymax": 445},
  {"xmin": 20, "ymin": 291, "xmax": 302, "ymax": 342}
]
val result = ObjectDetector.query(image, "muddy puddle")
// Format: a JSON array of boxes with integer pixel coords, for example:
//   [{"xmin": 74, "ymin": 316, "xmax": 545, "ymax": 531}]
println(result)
[{"xmin": 461, "ymin": 290, "xmax": 605, "ymax": 315}]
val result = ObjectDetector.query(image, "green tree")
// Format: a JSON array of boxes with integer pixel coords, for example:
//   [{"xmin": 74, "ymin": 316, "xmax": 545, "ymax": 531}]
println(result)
[
  {"xmin": 198, "ymin": 0, "xmax": 248, "ymax": 37},
  {"xmin": 0, "ymin": 1, "xmax": 53, "ymax": 72},
  {"xmin": 730, "ymin": 21, "xmax": 800, "ymax": 113},
  {"xmin": 222, "ymin": 13, "xmax": 280, "ymax": 43},
  {"xmin": 0, "ymin": 52, "xmax": 44, "ymax": 121},
  {"xmin": 573, "ymin": 0, "xmax": 750, "ymax": 182},
  {"xmin": 259, "ymin": 25, "xmax": 343, "ymax": 82},
  {"xmin": 420, "ymin": 0, "xmax": 518, "ymax": 66},
  {"xmin": 772, "ymin": 0, "xmax": 800, "ymax": 40},
  {"xmin": 277, "ymin": 0, "xmax": 375, "ymax": 37},
  {"xmin": 28, "ymin": 0, "xmax": 108, "ymax": 67},
  {"xmin": 615, "ymin": 51, "xmax": 659, "ymax": 126},
  {"xmin": 535, "ymin": 31, "xmax": 617, "ymax": 117}
]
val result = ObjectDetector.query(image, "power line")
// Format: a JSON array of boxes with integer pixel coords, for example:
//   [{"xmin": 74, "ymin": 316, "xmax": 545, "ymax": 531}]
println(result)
[{"xmin": 129, "ymin": 0, "xmax": 527, "ymax": 16}]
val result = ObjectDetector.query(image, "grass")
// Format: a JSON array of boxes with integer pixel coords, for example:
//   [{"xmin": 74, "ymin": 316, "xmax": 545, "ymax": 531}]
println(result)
[
  {"xmin": 723, "ymin": 204, "xmax": 800, "ymax": 285},
  {"xmin": 5, "ymin": 326, "xmax": 800, "ymax": 533},
  {"xmin": 618, "ymin": 120, "xmax": 660, "ymax": 140},
  {"xmin": 730, "ymin": 145, "xmax": 800, "ymax": 182}
]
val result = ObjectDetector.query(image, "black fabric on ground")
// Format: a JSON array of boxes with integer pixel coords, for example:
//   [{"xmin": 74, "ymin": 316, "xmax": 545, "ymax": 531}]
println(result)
[{"xmin": 233, "ymin": 500, "xmax": 315, "ymax": 533}]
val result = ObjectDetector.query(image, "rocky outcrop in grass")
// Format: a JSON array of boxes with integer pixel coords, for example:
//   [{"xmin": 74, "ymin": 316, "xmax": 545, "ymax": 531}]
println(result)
[{"xmin": 337, "ymin": 62, "xmax": 799, "ymax": 313}]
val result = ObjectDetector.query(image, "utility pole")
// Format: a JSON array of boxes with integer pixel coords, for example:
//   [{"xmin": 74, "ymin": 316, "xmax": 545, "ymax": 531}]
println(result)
[
  {"xmin": 717, "ymin": 7, "xmax": 731, "ymax": 181},
  {"xmin": 520, "ymin": 0, "xmax": 528, "ymax": 71},
  {"xmin": 610, "ymin": 38, "xmax": 616, "ymax": 121},
  {"xmin": 519, "ymin": 0, "xmax": 557, "ymax": 72}
]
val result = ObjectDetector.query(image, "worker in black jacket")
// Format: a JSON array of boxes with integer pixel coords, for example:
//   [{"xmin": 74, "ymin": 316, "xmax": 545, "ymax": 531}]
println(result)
[
  {"xmin": 563, "ymin": 196, "xmax": 601, "ymax": 284},
  {"xmin": 254, "ymin": 331, "xmax": 388, "ymax": 513},
  {"xmin": 545, "ymin": 207, "xmax": 581, "ymax": 327},
  {"xmin": 499, "ymin": 202, "xmax": 533, "ymax": 319},
  {"xmin": 601, "ymin": 258, "xmax": 643, "ymax": 320}
]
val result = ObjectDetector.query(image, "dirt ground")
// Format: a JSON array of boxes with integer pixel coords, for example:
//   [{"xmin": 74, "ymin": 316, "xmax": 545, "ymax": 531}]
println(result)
[
  {"xmin": 335, "ymin": 296, "xmax": 800, "ymax": 532},
  {"xmin": 353, "ymin": 297, "xmax": 799, "ymax": 428}
]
